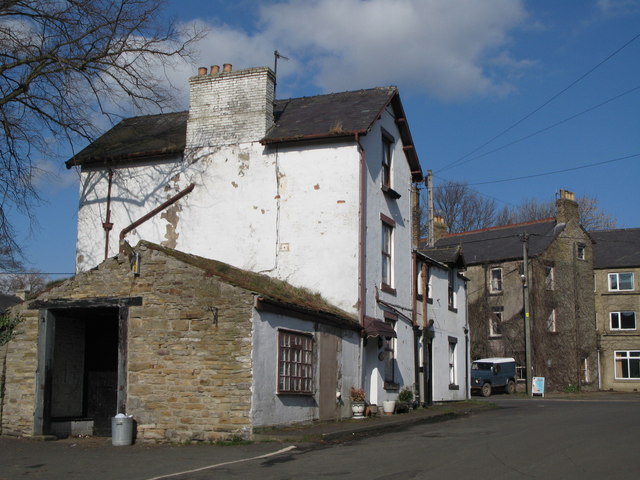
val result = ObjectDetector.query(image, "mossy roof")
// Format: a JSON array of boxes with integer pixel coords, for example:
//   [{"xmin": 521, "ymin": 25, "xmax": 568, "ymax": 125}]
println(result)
[{"xmin": 142, "ymin": 241, "xmax": 360, "ymax": 330}]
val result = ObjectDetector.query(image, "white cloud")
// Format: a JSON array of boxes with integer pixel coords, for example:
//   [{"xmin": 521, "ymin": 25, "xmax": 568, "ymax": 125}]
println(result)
[
  {"xmin": 597, "ymin": 0, "xmax": 640, "ymax": 16},
  {"xmin": 174, "ymin": 0, "xmax": 530, "ymax": 101}
]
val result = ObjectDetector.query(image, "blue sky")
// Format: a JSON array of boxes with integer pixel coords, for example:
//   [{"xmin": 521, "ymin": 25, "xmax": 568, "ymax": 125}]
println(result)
[{"xmin": 12, "ymin": 0, "xmax": 640, "ymax": 280}]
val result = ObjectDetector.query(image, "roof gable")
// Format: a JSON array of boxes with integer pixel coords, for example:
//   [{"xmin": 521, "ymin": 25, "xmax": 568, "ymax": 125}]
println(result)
[{"xmin": 142, "ymin": 242, "xmax": 359, "ymax": 329}]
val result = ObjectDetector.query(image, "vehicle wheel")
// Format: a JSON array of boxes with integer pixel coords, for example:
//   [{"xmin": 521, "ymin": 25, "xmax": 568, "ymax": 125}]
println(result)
[
  {"xmin": 506, "ymin": 380, "xmax": 516, "ymax": 394},
  {"xmin": 481, "ymin": 382, "xmax": 492, "ymax": 397}
]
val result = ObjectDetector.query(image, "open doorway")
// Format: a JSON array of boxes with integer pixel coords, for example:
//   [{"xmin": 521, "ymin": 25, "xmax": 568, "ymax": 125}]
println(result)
[{"xmin": 33, "ymin": 300, "xmax": 132, "ymax": 437}]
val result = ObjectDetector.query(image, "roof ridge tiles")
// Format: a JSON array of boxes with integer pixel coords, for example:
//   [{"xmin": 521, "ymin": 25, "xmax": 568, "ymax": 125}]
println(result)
[{"xmin": 442, "ymin": 217, "xmax": 556, "ymax": 238}]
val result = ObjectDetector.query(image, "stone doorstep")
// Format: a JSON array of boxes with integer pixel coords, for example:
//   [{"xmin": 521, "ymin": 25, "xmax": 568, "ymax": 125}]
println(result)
[{"xmin": 50, "ymin": 419, "xmax": 94, "ymax": 438}]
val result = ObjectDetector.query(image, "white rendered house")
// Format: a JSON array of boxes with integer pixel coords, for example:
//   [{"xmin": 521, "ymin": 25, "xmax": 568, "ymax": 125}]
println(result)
[{"xmin": 68, "ymin": 65, "xmax": 424, "ymax": 409}]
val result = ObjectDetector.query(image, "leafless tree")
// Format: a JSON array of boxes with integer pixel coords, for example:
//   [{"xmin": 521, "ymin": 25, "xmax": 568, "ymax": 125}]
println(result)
[
  {"xmin": 0, "ymin": 0, "xmax": 204, "ymax": 266},
  {"xmin": 427, "ymin": 180, "xmax": 497, "ymax": 233},
  {"xmin": 0, "ymin": 269, "xmax": 47, "ymax": 295},
  {"xmin": 495, "ymin": 195, "xmax": 617, "ymax": 231}
]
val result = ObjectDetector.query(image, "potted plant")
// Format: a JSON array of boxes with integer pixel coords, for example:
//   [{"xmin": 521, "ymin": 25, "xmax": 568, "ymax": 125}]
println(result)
[
  {"xmin": 396, "ymin": 387, "xmax": 414, "ymax": 413},
  {"xmin": 382, "ymin": 398, "xmax": 396, "ymax": 415},
  {"xmin": 350, "ymin": 387, "xmax": 366, "ymax": 419}
]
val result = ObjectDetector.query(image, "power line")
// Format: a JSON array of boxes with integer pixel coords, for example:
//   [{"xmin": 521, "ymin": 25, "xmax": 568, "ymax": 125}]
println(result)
[
  {"xmin": 467, "ymin": 152, "xmax": 640, "ymax": 186},
  {"xmin": 444, "ymin": 84, "xmax": 640, "ymax": 170},
  {"xmin": 437, "ymin": 30, "xmax": 640, "ymax": 174}
]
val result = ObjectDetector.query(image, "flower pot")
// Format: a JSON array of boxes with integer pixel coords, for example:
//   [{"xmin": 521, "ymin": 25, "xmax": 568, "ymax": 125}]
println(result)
[
  {"xmin": 351, "ymin": 401, "xmax": 366, "ymax": 419},
  {"xmin": 382, "ymin": 400, "xmax": 396, "ymax": 415}
]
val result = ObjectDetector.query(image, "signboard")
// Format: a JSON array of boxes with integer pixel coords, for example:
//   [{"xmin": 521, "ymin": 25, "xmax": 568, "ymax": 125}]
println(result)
[{"xmin": 532, "ymin": 376, "xmax": 545, "ymax": 397}]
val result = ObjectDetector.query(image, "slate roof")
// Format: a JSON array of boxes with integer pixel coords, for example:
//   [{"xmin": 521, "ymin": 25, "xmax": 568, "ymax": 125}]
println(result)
[
  {"xmin": 418, "ymin": 245, "xmax": 464, "ymax": 268},
  {"xmin": 66, "ymin": 86, "xmax": 421, "ymax": 178},
  {"xmin": 591, "ymin": 228, "xmax": 640, "ymax": 269},
  {"xmin": 66, "ymin": 111, "xmax": 188, "ymax": 168},
  {"xmin": 142, "ymin": 241, "xmax": 360, "ymax": 331},
  {"xmin": 433, "ymin": 219, "xmax": 565, "ymax": 265}
]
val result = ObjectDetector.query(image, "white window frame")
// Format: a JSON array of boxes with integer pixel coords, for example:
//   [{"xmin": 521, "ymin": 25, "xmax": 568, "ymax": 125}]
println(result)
[
  {"xmin": 608, "ymin": 272, "xmax": 634, "ymax": 292},
  {"xmin": 489, "ymin": 306, "xmax": 503, "ymax": 337},
  {"xmin": 610, "ymin": 311, "xmax": 636, "ymax": 331},
  {"xmin": 614, "ymin": 351, "xmax": 640, "ymax": 379},
  {"xmin": 381, "ymin": 129, "xmax": 393, "ymax": 190},
  {"xmin": 448, "ymin": 339, "xmax": 457, "ymax": 387},
  {"xmin": 545, "ymin": 266, "xmax": 555, "ymax": 290},
  {"xmin": 577, "ymin": 243, "xmax": 586, "ymax": 260},
  {"xmin": 381, "ymin": 220, "xmax": 394, "ymax": 288},
  {"xmin": 489, "ymin": 267, "xmax": 503, "ymax": 293},
  {"xmin": 547, "ymin": 309, "xmax": 557, "ymax": 332}
]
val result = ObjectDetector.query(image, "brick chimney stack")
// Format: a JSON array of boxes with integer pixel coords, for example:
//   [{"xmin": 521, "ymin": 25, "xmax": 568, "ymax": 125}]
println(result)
[
  {"xmin": 433, "ymin": 215, "xmax": 448, "ymax": 243},
  {"xmin": 556, "ymin": 189, "xmax": 579, "ymax": 224},
  {"xmin": 186, "ymin": 65, "xmax": 275, "ymax": 148}
]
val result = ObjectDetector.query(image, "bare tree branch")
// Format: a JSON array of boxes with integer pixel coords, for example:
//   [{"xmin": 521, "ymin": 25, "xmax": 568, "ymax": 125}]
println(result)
[{"xmin": 0, "ymin": 0, "xmax": 205, "ymax": 266}]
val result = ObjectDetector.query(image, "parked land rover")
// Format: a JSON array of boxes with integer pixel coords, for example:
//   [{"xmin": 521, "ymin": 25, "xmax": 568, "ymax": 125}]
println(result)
[{"xmin": 471, "ymin": 357, "xmax": 517, "ymax": 397}]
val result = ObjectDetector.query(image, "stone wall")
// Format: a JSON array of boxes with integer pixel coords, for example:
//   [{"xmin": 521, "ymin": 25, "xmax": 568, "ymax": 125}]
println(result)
[
  {"xmin": 1, "ymin": 243, "xmax": 255, "ymax": 442},
  {"xmin": 595, "ymin": 266, "xmax": 640, "ymax": 391}
]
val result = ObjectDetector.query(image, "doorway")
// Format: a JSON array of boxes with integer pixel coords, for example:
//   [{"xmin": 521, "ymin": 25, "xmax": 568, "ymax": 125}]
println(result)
[{"xmin": 33, "ymin": 298, "xmax": 137, "ymax": 437}]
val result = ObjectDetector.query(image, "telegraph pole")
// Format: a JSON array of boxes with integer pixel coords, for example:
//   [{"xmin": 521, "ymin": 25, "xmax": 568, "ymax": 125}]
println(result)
[
  {"xmin": 521, "ymin": 232, "xmax": 533, "ymax": 396},
  {"xmin": 427, "ymin": 170, "xmax": 434, "ymax": 247}
]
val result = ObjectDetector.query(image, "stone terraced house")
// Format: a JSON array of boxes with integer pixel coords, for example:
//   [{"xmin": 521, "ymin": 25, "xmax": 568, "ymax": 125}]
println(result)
[
  {"xmin": 1, "ymin": 64, "xmax": 436, "ymax": 442},
  {"xmin": 592, "ymin": 228, "xmax": 640, "ymax": 391},
  {"xmin": 433, "ymin": 190, "xmax": 597, "ymax": 392}
]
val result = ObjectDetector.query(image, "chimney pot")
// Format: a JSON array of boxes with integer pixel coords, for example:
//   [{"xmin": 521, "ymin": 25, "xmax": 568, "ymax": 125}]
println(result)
[
  {"xmin": 210, "ymin": 65, "xmax": 220, "ymax": 74},
  {"xmin": 223, "ymin": 63, "xmax": 232, "ymax": 72},
  {"xmin": 197, "ymin": 67, "xmax": 207, "ymax": 76}
]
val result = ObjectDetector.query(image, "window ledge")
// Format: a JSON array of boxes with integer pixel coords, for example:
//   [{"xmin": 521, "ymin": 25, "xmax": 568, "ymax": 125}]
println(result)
[
  {"xmin": 426, "ymin": 298, "xmax": 433, "ymax": 304},
  {"xmin": 384, "ymin": 382, "xmax": 400, "ymax": 391},
  {"xmin": 489, "ymin": 335, "xmax": 503, "ymax": 340},
  {"xmin": 381, "ymin": 185, "xmax": 402, "ymax": 199},
  {"xmin": 489, "ymin": 291, "xmax": 503, "ymax": 296},
  {"xmin": 277, "ymin": 392, "xmax": 314, "ymax": 397},
  {"xmin": 381, "ymin": 283, "xmax": 397, "ymax": 296},
  {"xmin": 603, "ymin": 291, "xmax": 639, "ymax": 296},
  {"xmin": 448, "ymin": 306, "xmax": 458, "ymax": 313},
  {"xmin": 449, "ymin": 384, "xmax": 459, "ymax": 390}
]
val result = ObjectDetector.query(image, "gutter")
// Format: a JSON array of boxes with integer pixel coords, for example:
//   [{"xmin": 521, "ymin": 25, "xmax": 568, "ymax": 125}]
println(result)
[{"xmin": 355, "ymin": 133, "xmax": 366, "ymax": 329}]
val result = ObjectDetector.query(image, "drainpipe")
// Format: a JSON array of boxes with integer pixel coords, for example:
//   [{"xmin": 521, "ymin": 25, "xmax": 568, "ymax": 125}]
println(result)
[
  {"xmin": 412, "ymin": 251, "xmax": 420, "ymax": 405},
  {"xmin": 355, "ymin": 133, "xmax": 366, "ymax": 390},
  {"xmin": 119, "ymin": 183, "xmax": 196, "ymax": 246},
  {"xmin": 103, "ymin": 169, "xmax": 114, "ymax": 260}
]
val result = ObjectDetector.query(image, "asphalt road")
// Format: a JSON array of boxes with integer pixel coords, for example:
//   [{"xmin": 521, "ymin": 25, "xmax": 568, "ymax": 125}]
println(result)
[{"xmin": 2, "ymin": 396, "xmax": 639, "ymax": 479}]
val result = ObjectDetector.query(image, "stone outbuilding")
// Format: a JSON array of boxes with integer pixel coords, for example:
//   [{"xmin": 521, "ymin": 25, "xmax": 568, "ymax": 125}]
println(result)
[{"xmin": 0, "ymin": 241, "xmax": 360, "ymax": 442}]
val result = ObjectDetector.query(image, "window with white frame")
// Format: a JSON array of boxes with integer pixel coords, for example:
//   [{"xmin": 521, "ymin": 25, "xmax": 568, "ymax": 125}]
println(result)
[
  {"xmin": 608, "ymin": 272, "xmax": 634, "ymax": 291},
  {"xmin": 490, "ymin": 268, "xmax": 503, "ymax": 293},
  {"xmin": 383, "ymin": 314, "xmax": 397, "ymax": 388},
  {"xmin": 547, "ymin": 309, "xmax": 557, "ymax": 332},
  {"xmin": 381, "ymin": 218, "xmax": 394, "ymax": 289},
  {"xmin": 489, "ymin": 306, "xmax": 503, "ymax": 337},
  {"xmin": 448, "ymin": 268, "xmax": 456, "ymax": 310},
  {"xmin": 577, "ymin": 243, "xmax": 586, "ymax": 260},
  {"xmin": 580, "ymin": 358, "xmax": 589, "ymax": 384},
  {"xmin": 615, "ymin": 351, "xmax": 640, "ymax": 379},
  {"xmin": 278, "ymin": 330, "xmax": 313, "ymax": 394},
  {"xmin": 545, "ymin": 265, "xmax": 555, "ymax": 290},
  {"xmin": 381, "ymin": 129, "xmax": 393, "ymax": 190},
  {"xmin": 448, "ymin": 338, "xmax": 458, "ymax": 387},
  {"xmin": 610, "ymin": 311, "xmax": 636, "ymax": 330}
]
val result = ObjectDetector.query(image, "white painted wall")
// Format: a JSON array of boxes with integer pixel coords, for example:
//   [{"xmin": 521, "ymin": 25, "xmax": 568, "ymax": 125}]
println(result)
[
  {"xmin": 74, "ymin": 67, "xmax": 423, "ymax": 407},
  {"xmin": 419, "ymin": 265, "xmax": 469, "ymax": 401},
  {"xmin": 251, "ymin": 309, "xmax": 360, "ymax": 427},
  {"xmin": 358, "ymin": 106, "xmax": 417, "ymax": 404}
]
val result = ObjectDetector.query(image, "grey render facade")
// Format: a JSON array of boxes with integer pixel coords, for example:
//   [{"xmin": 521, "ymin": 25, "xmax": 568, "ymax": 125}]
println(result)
[
  {"xmin": 433, "ymin": 190, "xmax": 597, "ymax": 391},
  {"xmin": 592, "ymin": 229, "xmax": 640, "ymax": 391}
]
